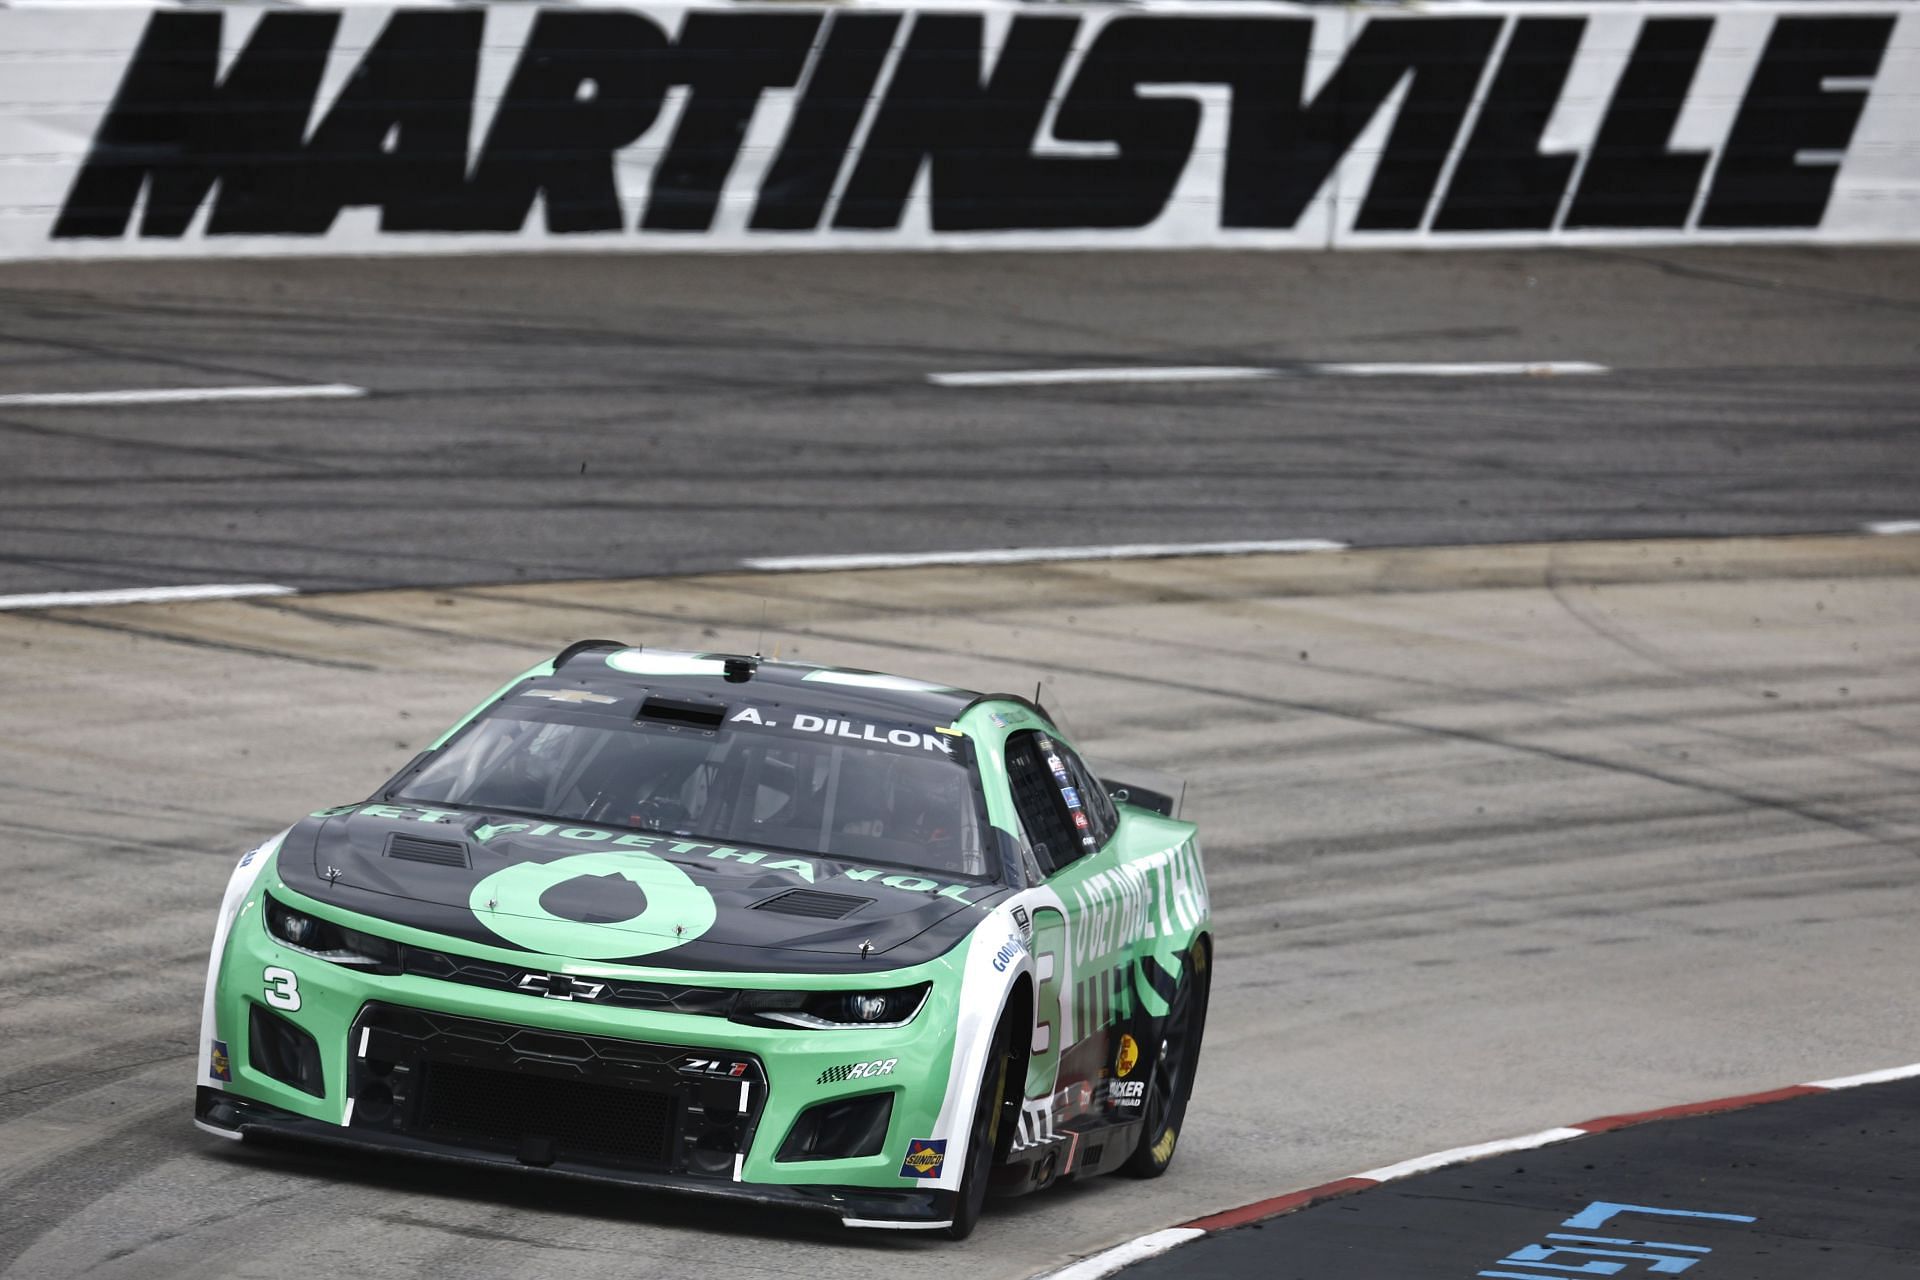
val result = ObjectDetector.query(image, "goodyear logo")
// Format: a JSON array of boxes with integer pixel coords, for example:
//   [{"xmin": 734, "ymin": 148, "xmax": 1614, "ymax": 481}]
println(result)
[
  {"xmin": 209, "ymin": 1039, "xmax": 231, "ymax": 1083},
  {"xmin": 900, "ymin": 1139, "xmax": 946, "ymax": 1179},
  {"xmin": 1116, "ymin": 1034, "xmax": 1139, "ymax": 1079}
]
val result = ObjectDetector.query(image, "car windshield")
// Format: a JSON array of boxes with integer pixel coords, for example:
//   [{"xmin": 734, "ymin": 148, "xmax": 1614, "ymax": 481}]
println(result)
[{"xmin": 396, "ymin": 706, "xmax": 990, "ymax": 877}]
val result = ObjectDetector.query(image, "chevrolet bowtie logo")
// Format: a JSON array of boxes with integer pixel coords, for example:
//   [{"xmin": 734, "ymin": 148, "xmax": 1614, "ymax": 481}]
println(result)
[{"xmin": 516, "ymin": 972, "xmax": 607, "ymax": 1002}]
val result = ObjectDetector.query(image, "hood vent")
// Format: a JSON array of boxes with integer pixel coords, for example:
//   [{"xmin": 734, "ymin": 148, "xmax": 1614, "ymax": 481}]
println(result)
[
  {"xmin": 751, "ymin": 889, "xmax": 872, "ymax": 920},
  {"xmin": 386, "ymin": 833, "xmax": 470, "ymax": 868}
]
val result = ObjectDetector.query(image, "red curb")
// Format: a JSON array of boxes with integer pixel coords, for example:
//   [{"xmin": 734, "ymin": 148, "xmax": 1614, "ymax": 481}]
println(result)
[
  {"xmin": 1572, "ymin": 1084, "xmax": 1827, "ymax": 1134},
  {"xmin": 1181, "ymin": 1177, "xmax": 1377, "ymax": 1232}
]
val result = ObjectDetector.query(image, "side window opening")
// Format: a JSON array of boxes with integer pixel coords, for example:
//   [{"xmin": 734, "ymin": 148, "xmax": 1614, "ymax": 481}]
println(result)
[
  {"xmin": 1062, "ymin": 748, "xmax": 1118, "ymax": 848},
  {"xmin": 1004, "ymin": 730, "xmax": 1079, "ymax": 876},
  {"xmin": 1005, "ymin": 728, "xmax": 1114, "ymax": 876}
]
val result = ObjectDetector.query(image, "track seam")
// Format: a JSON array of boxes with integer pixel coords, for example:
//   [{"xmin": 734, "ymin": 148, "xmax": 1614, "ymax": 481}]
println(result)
[{"xmin": 1036, "ymin": 1061, "xmax": 1920, "ymax": 1280}]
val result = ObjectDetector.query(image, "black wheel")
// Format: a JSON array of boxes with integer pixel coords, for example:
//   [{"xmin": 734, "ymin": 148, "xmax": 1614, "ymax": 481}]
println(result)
[
  {"xmin": 1122, "ymin": 939, "xmax": 1210, "ymax": 1178},
  {"xmin": 943, "ymin": 1015, "xmax": 1015, "ymax": 1240}
]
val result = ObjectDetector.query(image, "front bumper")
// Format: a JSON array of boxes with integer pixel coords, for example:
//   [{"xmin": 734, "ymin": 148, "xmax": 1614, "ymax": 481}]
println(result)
[
  {"xmin": 195, "ymin": 1085, "xmax": 952, "ymax": 1226},
  {"xmin": 202, "ymin": 879, "xmax": 966, "ymax": 1227}
]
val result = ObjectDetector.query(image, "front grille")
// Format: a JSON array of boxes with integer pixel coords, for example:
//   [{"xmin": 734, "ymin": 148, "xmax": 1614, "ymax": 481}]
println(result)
[
  {"xmin": 751, "ymin": 888, "xmax": 872, "ymax": 920},
  {"xmin": 398, "ymin": 946, "xmax": 736, "ymax": 1016},
  {"xmin": 420, "ymin": 1060, "xmax": 674, "ymax": 1164},
  {"xmin": 347, "ymin": 1004, "xmax": 765, "ymax": 1179}
]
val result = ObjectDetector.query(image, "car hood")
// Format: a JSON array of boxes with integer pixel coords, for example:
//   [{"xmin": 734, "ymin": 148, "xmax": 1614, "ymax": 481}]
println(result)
[{"xmin": 272, "ymin": 804, "xmax": 1004, "ymax": 974}]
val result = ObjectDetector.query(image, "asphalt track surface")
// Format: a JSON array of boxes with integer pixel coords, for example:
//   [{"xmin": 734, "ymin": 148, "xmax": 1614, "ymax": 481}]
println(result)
[
  {"xmin": 0, "ymin": 247, "xmax": 1917, "ymax": 595},
  {"xmin": 2, "ymin": 536, "xmax": 1918, "ymax": 1280},
  {"xmin": 0, "ymin": 249, "xmax": 1917, "ymax": 1280},
  {"xmin": 1127, "ymin": 1077, "xmax": 1920, "ymax": 1280}
]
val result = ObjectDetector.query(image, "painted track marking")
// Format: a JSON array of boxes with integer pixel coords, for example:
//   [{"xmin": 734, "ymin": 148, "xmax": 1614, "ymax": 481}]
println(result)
[
  {"xmin": 1865, "ymin": 520, "xmax": 1920, "ymax": 535},
  {"xmin": 0, "ymin": 384, "xmax": 367, "ymax": 408},
  {"xmin": 1033, "ymin": 1060, "xmax": 1920, "ymax": 1280},
  {"xmin": 1310, "ymin": 361, "xmax": 1609, "ymax": 377},
  {"xmin": 928, "ymin": 362, "xmax": 1609, "ymax": 387},
  {"xmin": 0, "ymin": 583, "xmax": 296, "ymax": 611},
  {"xmin": 928, "ymin": 367, "xmax": 1276, "ymax": 388},
  {"xmin": 742, "ymin": 539, "xmax": 1347, "ymax": 572}
]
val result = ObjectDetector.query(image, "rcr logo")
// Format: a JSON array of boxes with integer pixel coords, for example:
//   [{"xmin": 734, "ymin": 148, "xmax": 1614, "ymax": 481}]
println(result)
[{"xmin": 818, "ymin": 1058, "xmax": 898, "ymax": 1084}]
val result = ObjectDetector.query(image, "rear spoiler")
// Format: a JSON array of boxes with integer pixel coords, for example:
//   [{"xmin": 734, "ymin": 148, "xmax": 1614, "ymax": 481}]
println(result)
[{"xmin": 1085, "ymin": 757, "xmax": 1187, "ymax": 820}]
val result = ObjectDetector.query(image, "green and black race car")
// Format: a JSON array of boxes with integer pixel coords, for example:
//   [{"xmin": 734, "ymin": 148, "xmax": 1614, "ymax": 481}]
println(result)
[{"xmin": 196, "ymin": 641, "xmax": 1212, "ymax": 1238}]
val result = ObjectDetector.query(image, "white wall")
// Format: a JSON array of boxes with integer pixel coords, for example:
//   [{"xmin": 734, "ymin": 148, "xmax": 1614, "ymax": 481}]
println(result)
[{"xmin": 2, "ymin": 0, "xmax": 1915, "ymax": 259}]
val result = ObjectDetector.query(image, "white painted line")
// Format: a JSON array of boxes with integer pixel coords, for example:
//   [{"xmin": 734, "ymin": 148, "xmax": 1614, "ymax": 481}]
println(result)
[
  {"xmin": 1865, "ymin": 520, "xmax": 1920, "ymax": 536},
  {"xmin": 929, "ymin": 363, "xmax": 1608, "ymax": 388},
  {"xmin": 0, "ymin": 383, "xmax": 366, "ymax": 408},
  {"xmin": 1310, "ymin": 362, "xmax": 1609, "ymax": 378},
  {"xmin": 929, "ymin": 366, "xmax": 1276, "ymax": 388},
  {"xmin": 744, "ymin": 539, "xmax": 1347, "ymax": 573},
  {"xmin": 1034, "ymin": 1228, "xmax": 1207, "ymax": 1280},
  {"xmin": 1354, "ymin": 1127, "xmax": 1587, "ymax": 1183},
  {"xmin": 1806, "ymin": 1062, "xmax": 1920, "ymax": 1090},
  {"xmin": 342, "ymin": 1097, "xmax": 356, "ymax": 1127},
  {"xmin": 0, "ymin": 583, "xmax": 296, "ymax": 611}
]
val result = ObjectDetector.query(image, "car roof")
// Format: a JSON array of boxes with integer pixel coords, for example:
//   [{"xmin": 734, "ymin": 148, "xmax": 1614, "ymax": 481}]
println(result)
[{"xmin": 550, "ymin": 641, "xmax": 987, "ymax": 725}]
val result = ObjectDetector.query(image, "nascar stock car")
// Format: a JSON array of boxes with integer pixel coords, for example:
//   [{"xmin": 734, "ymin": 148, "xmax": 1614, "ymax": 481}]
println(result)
[{"xmin": 196, "ymin": 641, "xmax": 1212, "ymax": 1238}]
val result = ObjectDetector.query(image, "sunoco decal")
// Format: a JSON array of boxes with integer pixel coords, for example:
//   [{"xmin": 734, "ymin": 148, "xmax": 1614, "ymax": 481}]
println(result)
[{"xmin": 899, "ymin": 1138, "xmax": 946, "ymax": 1179}]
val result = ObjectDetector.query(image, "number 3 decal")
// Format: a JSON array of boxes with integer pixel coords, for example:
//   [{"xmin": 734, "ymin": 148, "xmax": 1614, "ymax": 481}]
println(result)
[{"xmin": 263, "ymin": 966, "xmax": 301, "ymax": 1011}]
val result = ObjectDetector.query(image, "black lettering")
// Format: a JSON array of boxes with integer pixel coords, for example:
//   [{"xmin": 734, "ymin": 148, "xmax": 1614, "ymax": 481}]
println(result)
[
  {"xmin": 1564, "ymin": 19, "xmax": 1713, "ymax": 229},
  {"xmin": 834, "ymin": 15, "xmax": 1078, "ymax": 231},
  {"xmin": 1433, "ymin": 19, "xmax": 1583, "ymax": 232},
  {"xmin": 1701, "ymin": 16, "xmax": 1894, "ymax": 228},
  {"xmin": 1223, "ymin": 17, "xmax": 1502, "ymax": 231},
  {"xmin": 1049, "ymin": 18, "xmax": 1296, "ymax": 233},
  {"xmin": 645, "ymin": 13, "xmax": 821, "ymax": 231},
  {"xmin": 52, "ymin": 12, "xmax": 337, "ymax": 239},
  {"xmin": 457, "ymin": 13, "xmax": 674, "ymax": 233},
  {"xmin": 246, "ymin": 11, "xmax": 481, "ymax": 235},
  {"xmin": 751, "ymin": 13, "xmax": 901, "ymax": 232}
]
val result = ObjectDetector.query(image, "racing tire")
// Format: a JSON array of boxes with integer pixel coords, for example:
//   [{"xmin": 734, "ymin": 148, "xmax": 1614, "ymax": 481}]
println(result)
[
  {"xmin": 943, "ymin": 1015, "xmax": 1015, "ymax": 1241},
  {"xmin": 1121, "ymin": 939, "xmax": 1210, "ymax": 1178}
]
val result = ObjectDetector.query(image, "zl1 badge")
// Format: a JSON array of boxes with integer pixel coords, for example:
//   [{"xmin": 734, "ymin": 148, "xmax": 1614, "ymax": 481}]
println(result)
[{"xmin": 900, "ymin": 1139, "xmax": 946, "ymax": 1179}]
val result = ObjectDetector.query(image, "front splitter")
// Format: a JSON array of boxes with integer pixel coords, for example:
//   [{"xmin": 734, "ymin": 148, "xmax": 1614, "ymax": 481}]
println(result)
[{"xmin": 194, "ymin": 1087, "xmax": 953, "ymax": 1230}]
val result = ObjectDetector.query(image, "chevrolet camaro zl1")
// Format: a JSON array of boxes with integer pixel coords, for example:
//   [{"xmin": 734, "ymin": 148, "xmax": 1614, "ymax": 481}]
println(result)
[{"xmin": 197, "ymin": 641, "xmax": 1212, "ymax": 1238}]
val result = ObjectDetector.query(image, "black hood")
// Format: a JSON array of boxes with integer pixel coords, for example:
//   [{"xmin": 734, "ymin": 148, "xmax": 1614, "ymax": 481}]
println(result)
[{"xmin": 274, "ymin": 805, "xmax": 1005, "ymax": 974}]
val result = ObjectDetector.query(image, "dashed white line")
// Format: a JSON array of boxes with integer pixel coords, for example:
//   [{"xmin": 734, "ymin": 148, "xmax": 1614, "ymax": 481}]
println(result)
[
  {"xmin": 742, "ymin": 539, "xmax": 1348, "ymax": 573},
  {"xmin": 0, "ymin": 384, "xmax": 366, "ymax": 408},
  {"xmin": 928, "ymin": 367, "xmax": 1275, "ymax": 388},
  {"xmin": 928, "ymin": 362, "xmax": 1608, "ymax": 387},
  {"xmin": 1309, "ymin": 361, "xmax": 1609, "ymax": 378},
  {"xmin": 1865, "ymin": 520, "xmax": 1920, "ymax": 535},
  {"xmin": 0, "ymin": 583, "xmax": 296, "ymax": 611}
]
